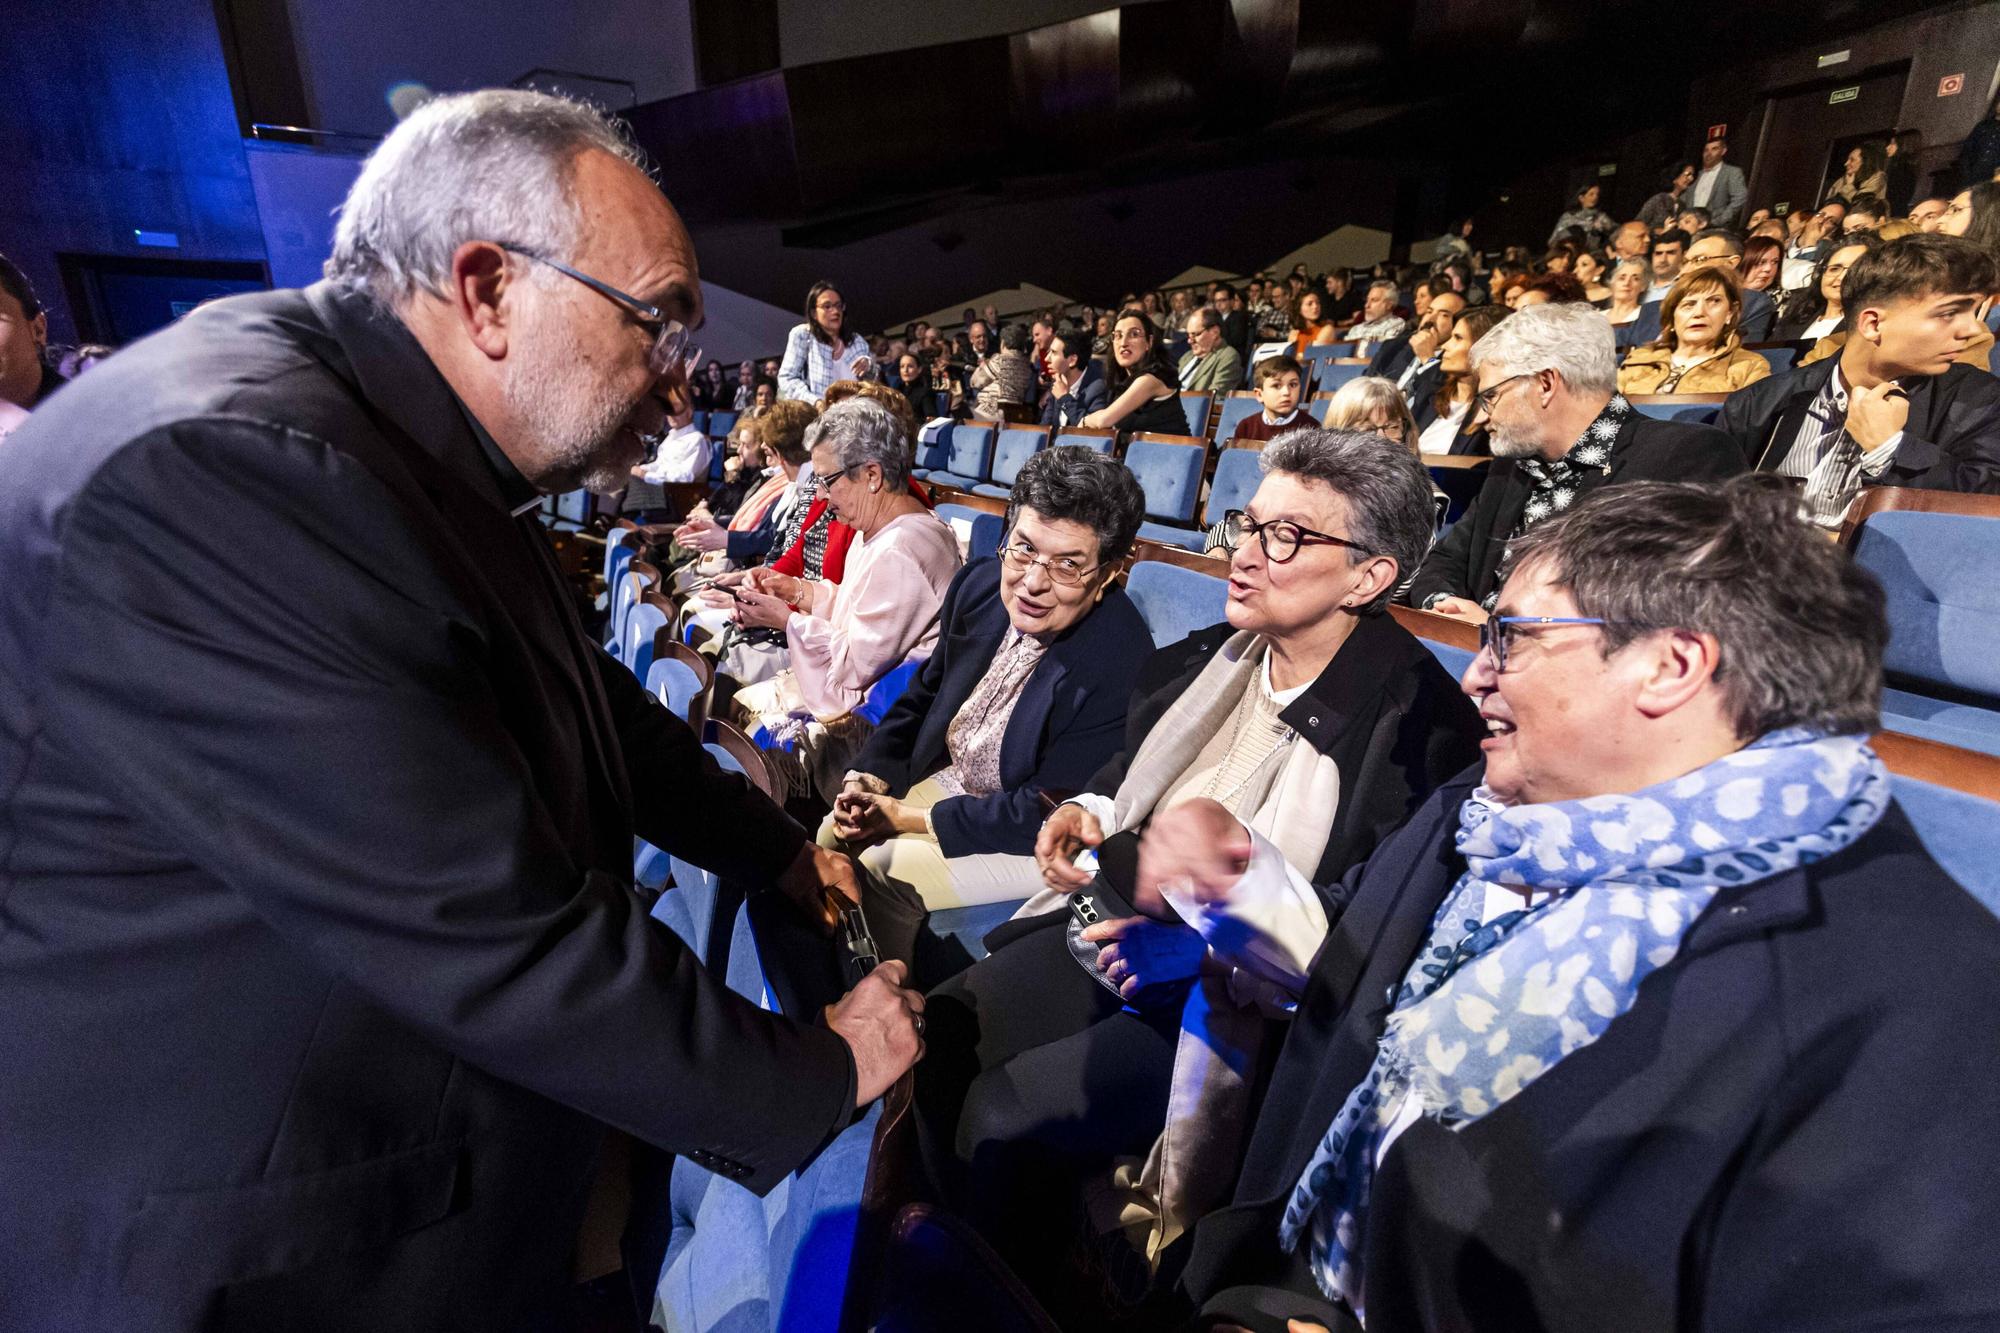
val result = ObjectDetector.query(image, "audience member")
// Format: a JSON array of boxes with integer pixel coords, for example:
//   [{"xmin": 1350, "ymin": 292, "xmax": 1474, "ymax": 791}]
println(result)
[
  {"xmin": 1412, "ymin": 302, "xmax": 1743, "ymax": 618},
  {"xmin": 692, "ymin": 358, "xmax": 729, "ymax": 409},
  {"xmin": 1415, "ymin": 304, "xmax": 1506, "ymax": 452},
  {"xmin": 1610, "ymin": 219, "xmax": 1652, "ymax": 260},
  {"xmin": 1029, "ymin": 315, "xmax": 1055, "ymax": 384},
  {"xmin": 916, "ymin": 429, "xmax": 1483, "ymax": 1319},
  {"xmin": 1603, "ymin": 257, "xmax": 1653, "ymax": 350},
  {"xmin": 1366, "ymin": 291, "xmax": 1464, "ymax": 399},
  {"xmin": 1321, "ymin": 375, "xmax": 1419, "ymax": 451},
  {"xmin": 1687, "ymin": 135, "xmax": 1747, "ymax": 227},
  {"xmin": 723, "ymin": 397, "xmax": 961, "ymax": 800},
  {"xmin": 1507, "ymin": 272, "xmax": 1588, "ymax": 309},
  {"xmin": 825, "ymin": 448, "xmax": 1150, "ymax": 978},
  {"xmin": 1673, "ymin": 205, "xmax": 1713, "ymax": 236},
  {"xmin": 780, "ymin": 280, "xmax": 871, "ymax": 400},
  {"xmin": 1843, "ymin": 193, "xmax": 1890, "ymax": 233},
  {"xmin": 1208, "ymin": 283, "xmax": 1251, "ymax": 356},
  {"xmin": 1548, "ymin": 183, "xmax": 1615, "ymax": 248},
  {"xmin": 1322, "ymin": 270, "xmax": 1364, "ymax": 324},
  {"xmin": 0, "ymin": 89, "xmax": 920, "ymax": 1330},
  {"xmin": 1432, "ymin": 217, "xmax": 1476, "ymax": 264},
  {"xmin": 1883, "ymin": 129, "xmax": 1921, "ymax": 211},
  {"xmin": 1171, "ymin": 472, "xmax": 2000, "ymax": 1332},
  {"xmin": 1288, "ymin": 290, "xmax": 1340, "ymax": 353},
  {"xmin": 1572, "ymin": 249, "xmax": 1611, "ymax": 301},
  {"xmin": 1774, "ymin": 234, "xmax": 1878, "ymax": 343},
  {"xmin": 1180, "ymin": 306, "xmax": 1245, "ymax": 394},
  {"xmin": 1637, "ymin": 163, "xmax": 1693, "ymax": 232},
  {"xmin": 1617, "ymin": 268, "xmax": 1773, "ymax": 395},
  {"xmin": 1645, "ymin": 229, "xmax": 1688, "ymax": 299},
  {"xmin": 1719, "ymin": 234, "xmax": 2000, "ymax": 528},
  {"xmin": 1939, "ymin": 179, "xmax": 2000, "ymax": 275},
  {"xmin": 0, "ymin": 251, "xmax": 60, "ymax": 415},
  {"xmin": 1739, "ymin": 234, "xmax": 1783, "ymax": 292},
  {"xmin": 1909, "ymin": 196, "xmax": 1950, "ymax": 231},
  {"xmin": 968, "ymin": 322, "xmax": 1038, "ymax": 422},
  {"xmin": 1231, "ymin": 354, "xmax": 1311, "ymax": 446},
  {"xmin": 672, "ymin": 400, "xmax": 819, "ymax": 579},
  {"xmin": 1958, "ymin": 91, "xmax": 2000, "ymax": 187},
  {"xmin": 1661, "ymin": 229, "xmax": 1776, "ymax": 340},
  {"xmin": 1039, "ymin": 329, "xmax": 1106, "ymax": 429},
  {"xmin": 1344, "ymin": 281, "xmax": 1410, "ymax": 352},
  {"xmin": 1827, "ymin": 141, "xmax": 1889, "ymax": 204},
  {"xmin": 1083, "ymin": 308, "xmax": 1186, "ymax": 435}
]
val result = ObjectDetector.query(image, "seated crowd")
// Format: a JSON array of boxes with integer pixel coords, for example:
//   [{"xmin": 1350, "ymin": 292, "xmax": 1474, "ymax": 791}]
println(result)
[{"xmin": 7, "ymin": 94, "xmax": 2000, "ymax": 1333}]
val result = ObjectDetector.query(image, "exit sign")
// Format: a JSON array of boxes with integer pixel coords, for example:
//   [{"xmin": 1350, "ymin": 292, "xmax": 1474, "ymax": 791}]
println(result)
[
  {"xmin": 1829, "ymin": 86, "xmax": 1860, "ymax": 105},
  {"xmin": 1708, "ymin": 123, "xmax": 1727, "ymax": 139}
]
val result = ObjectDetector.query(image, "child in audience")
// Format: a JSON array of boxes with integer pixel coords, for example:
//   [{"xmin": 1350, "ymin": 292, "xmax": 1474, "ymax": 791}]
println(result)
[{"xmin": 1231, "ymin": 354, "xmax": 1311, "ymax": 445}]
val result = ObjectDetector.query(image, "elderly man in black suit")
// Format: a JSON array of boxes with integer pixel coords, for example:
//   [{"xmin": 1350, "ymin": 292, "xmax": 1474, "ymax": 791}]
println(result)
[
  {"xmin": 1408, "ymin": 302, "xmax": 1743, "ymax": 619},
  {"xmin": 0, "ymin": 89, "xmax": 922, "ymax": 1332}
]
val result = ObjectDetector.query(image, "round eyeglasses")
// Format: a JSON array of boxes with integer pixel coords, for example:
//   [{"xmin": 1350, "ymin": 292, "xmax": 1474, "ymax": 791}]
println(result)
[
  {"xmin": 1218, "ymin": 510, "xmax": 1374, "ymax": 564},
  {"xmin": 999, "ymin": 545, "xmax": 1099, "ymax": 587}
]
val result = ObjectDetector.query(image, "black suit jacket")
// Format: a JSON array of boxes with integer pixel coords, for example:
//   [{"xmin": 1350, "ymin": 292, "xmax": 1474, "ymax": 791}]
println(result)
[
  {"xmin": 1181, "ymin": 770, "xmax": 2000, "ymax": 1331},
  {"xmin": 1366, "ymin": 333, "xmax": 1416, "ymax": 381},
  {"xmin": 1716, "ymin": 357, "xmax": 2000, "ymax": 494},
  {"xmin": 849, "ymin": 558, "xmax": 1153, "ymax": 856},
  {"xmin": 1406, "ymin": 413, "xmax": 1745, "ymax": 608},
  {"xmin": 0, "ymin": 284, "xmax": 855, "ymax": 1331}
]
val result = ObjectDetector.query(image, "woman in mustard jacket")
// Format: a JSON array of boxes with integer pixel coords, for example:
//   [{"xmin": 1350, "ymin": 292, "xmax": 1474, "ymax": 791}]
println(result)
[{"xmin": 1617, "ymin": 267, "xmax": 1773, "ymax": 395}]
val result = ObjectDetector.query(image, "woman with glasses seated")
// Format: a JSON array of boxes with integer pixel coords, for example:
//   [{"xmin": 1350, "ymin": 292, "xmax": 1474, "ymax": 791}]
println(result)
[
  {"xmin": 913, "ymin": 430, "xmax": 1484, "ymax": 1322},
  {"xmin": 821, "ymin": 447, "xmax": 1152, "ymax": 980}
]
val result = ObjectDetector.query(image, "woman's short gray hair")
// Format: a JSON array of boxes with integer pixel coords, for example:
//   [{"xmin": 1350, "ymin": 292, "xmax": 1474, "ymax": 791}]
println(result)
[
  {"xmin": 327, "ymin": 89, "xmax": 642, "ymax": 306},
  {"xmin": 1005, "ymin": 445, "xmax": 1146, "ymax": 564},
  {"xmin": 807, "ymin": 398, "xmax": 911, "ymax": 487},
  {"xmin": 1469, "ymin": 302, "xmax": 1618, "ymax": 395},
  {"xmin": 1260, "ymin": 428, "xmax": 1435, "ymax": 614},
  {"xmin": 1612, "ymin": 257, "xmax": 1654, "ymax": 286}
]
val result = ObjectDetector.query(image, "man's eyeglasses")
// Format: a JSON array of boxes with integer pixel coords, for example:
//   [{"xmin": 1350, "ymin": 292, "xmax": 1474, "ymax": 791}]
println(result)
[
  {"xmin": 1473, "ymin": 372, "xmax": 1536, "ymax": 418},
  {"xmin": 999, "ymin": 545, "xmax": 1099, "ymax": 587},
  {"xmin": 497, "ymin": 243, "xmax": 698, "ymax": 375},
  {"xmin": 1219, "ymin": 510, "xmax": 1375, "ymax": 564},
  {"xmin": 1478, "ymin": 615, "xmax": 1617, "ymax": 672}
]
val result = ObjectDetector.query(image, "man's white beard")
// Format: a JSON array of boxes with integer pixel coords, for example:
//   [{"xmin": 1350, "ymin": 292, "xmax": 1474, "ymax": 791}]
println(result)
[{"xmin": 501, "ymin": 319, "xmax": 645, "ymax": 496}]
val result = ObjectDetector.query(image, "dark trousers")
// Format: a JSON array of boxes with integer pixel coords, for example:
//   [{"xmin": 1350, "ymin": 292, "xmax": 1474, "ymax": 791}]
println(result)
[{"xmin": 913, "ymin": 901, "xmax": 1185, "ymax": 1310}]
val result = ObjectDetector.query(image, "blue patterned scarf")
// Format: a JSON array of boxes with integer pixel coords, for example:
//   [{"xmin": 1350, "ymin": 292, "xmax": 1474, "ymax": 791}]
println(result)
[{"xmin": 1278, "ymin": 728, "xmax": 1889, "ymax": 1313}]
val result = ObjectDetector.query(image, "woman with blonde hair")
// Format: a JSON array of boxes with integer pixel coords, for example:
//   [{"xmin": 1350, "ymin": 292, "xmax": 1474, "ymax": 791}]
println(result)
[
  {"xmin": 1320, "ymin": 374, "xmax": 1418, "ymax": 449},
  {"xmin": 1616, "ymin": 267, "xmax": 1773, "ymax": 395}
]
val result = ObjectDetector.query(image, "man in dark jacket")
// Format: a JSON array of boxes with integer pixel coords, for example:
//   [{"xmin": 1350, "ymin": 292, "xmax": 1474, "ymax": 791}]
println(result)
[
  {"xmin": 1039, "ymin": 327, "xmax": 1108, "ymax": 429},
  {"xmin": 1715, "ymin": 232, "xmax": 2000, "ymax": 529},
  {"xmin": 1155, "ymin": 476, "xmax": 2000, "ymax": 1332},
  {"xmin": 1409, "ymin": 302, "xmax": 1743, "ymax": 617},
  {"xmin": 0, "ymin": 90, "xmax": 922, "ymax": 1333},
  {"xmin": 1368, "ymin": 291, "xmax": 1464, "ymax": 428}
]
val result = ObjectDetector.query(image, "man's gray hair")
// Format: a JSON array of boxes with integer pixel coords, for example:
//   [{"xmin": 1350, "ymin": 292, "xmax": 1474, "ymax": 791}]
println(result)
[
  {"xmin": 327, "ymin": 89, "xmax": 642, "ymax": 306},
  {"xmin": 1367, "ymin": 279, "xmax": 1399, "ymax": 297},
  {"xmin": 1260, "ymin": 428, "xmax": 1435, "ymax": 614},
  {"xmin": 808, "ymin": 398, "xmax": 911, "ymax": 487},
  {"xmin": 1469, "ymin": 302, "xmax": 1618, "ymax": 395}
]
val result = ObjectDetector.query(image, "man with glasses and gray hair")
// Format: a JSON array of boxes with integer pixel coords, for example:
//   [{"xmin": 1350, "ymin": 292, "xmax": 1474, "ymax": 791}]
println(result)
[
  {"xmin": 0, "ymin": 89, "xmax": 924, "ymax": 1331},
  {"xmin": 1408, "ymin": 302, "xmax": 1743, "ymax": 621}
]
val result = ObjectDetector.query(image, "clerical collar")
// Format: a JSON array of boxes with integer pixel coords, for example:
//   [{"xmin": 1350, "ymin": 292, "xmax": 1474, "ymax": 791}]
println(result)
[{"xmin": 457, "ymin": 399, "xmax": 543, "ymax": 516}]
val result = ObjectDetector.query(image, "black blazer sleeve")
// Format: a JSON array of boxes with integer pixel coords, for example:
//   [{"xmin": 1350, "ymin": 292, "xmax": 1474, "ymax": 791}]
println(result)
[
  {"xmin": 1882, "ymin": 369, "xmax": 2000, "ymax": 494},
  {"xmin": 39, "ymin": 425, "xmax": 855, "ymax": 1194},
  {"xmin": 1405, "ymin": 490, "xmax": 1487, "ymax": 606}
]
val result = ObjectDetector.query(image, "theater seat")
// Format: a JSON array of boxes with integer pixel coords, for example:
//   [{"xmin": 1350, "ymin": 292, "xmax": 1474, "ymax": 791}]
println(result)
[
  {"xmin": 652, "ymin": 903, "xmax": 883, "ymax": 1333},
  {"xmin": 970, "ymin": 426, "xmax": 1050, "ymax": 499},
  {"xmin": 1178, "ymin": 392, "xmax": 1213, "ymax": 438},
  {"xmin": 1213, "ymin": 394, "xmax": 1263, "ymax": 447},
  {"xmin": 1891, "ymin": 769, "xmax": 2000, "ymax": 915},
  {"xmin": 1848, "ymin": 494, "xmax": 2000, "ymax": 757},
  {"xmin": 1204, "ymin": 445, "xmax": 1264, "ymax": 527},
  {"xmin": 1125, "ymin": 558, "xmax": 1228, "ymax": 647},
  {"xmin": 1126, "ymin": 435, "xmax": 1210, "ymax": 550},
  {"xmin": 934, "ymin": 503, "xmax": 1005, "ymax": 562},
  {"xmin": 1627, "ymin": 394, "xmax": 1726, "ymax": 425},
  {"xmin": 624, "ymin": 600, "xmax": 672, "ymax": 681},
  {"xmin": 1312, "ymin": 362, "xmax": 1366, "ymax": 394},
  {"xmin": 911, "ymin": 420, "xmax": 955, "ymax": 479},
  {"xmin": 1050, "ymin": 427, "xmax": 1117, "ymax": 455},
  {"xmin": 923, "ymin": 422, "xmax": 998, "ymax": 490}
]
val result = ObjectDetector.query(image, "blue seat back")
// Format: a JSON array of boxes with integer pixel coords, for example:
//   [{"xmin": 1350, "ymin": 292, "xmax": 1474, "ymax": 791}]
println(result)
[
  {"xmin": 1313, "ymin": 362, "xmax": 1366, "ymax": 394},
  {"xmin": 1123, "ymin": 439, "xmax": 1207, "ymax": 524},
  {"xmin": 624, "ymin": 601, "xmax": 670, "ymax": 680},
  {"xmin": 1853, "ymin": 510, "xmax": 2000, "ymax": 701},
  {"xmin": 912, "ymin": 420, "xmax": 955, "ymax": 473},
  {"xmin": 1630, "ymin": 399, "xmax": 1723, "ymax": 424},
  {"xmin": 1413, "ymin": 633, "xmax": 1476, "ymax": 682},
  {"xmin": 856, "ymin": 658, "xmax": 925, "ymax": 728},
  {"xmin": 1052, "ymin": 428, "xmax": 1116, "ymax": 454},
  {"xmin": 1754, "ymin": 346, "xmax": 1797, "ymax": 375},
  {"xmin": 1215, "ymin": 395, "xmax": 1263, "ymax": 446},
  {"xmin": 1298, "ymin": 344, "xmax": 1347, "ymax": 373},
  {"xmin": 988, "ymin": 427, "xmax": 1048, "ymax": 490},
  {"xmin": 692, "ymin": 410, "xmax": 710, "ymax": 437},
  {"xmin": 934, "ymin": 504, "xmax": 1005, "ymax": 561},
  {"xmin": 1178, "ymin": 392, "xmax": 1213, "ymax": 438},
  {"xmin": 645, "ymin": 656, "xmax": 705, "ymax": 722},
  {"xmin": 1308, "ymin": 393, "xmax": 1337, "ymax": 424},
  {"xmin": 1125, "ymin": 560, "xmax": 1228, "ymax": 647},
  {"xmin": 944, "ymin": 422, "xmax": 997, "ymax": 481},
  {"xmin": 604, "ymin": 526, "xmax": 641, "ymax": 590},
  {"xmin": 706, "ymin": 410, "xmax": 739, "ymax": 440},
  {"xmin": 1205, "ymin": 445, "xmax": 1266, "ymax": 525},
  {"xmin": 1891, "ymin": 777, "xmax": 2000, "ymax": 915},
  {"xmin": 605, "ymin": 571, "xmax": 646, "ymax": 659}
]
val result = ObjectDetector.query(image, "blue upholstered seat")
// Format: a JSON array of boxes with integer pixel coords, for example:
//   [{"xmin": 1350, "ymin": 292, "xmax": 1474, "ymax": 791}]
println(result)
[
  {"xmin": 1852, "ymin": 508, "xmax": 2000, "ymax": 754},
  {"xmin": 969, "ymin": 426, "xmax": 1048, "ymax": 498},
  {"xmin": 920, "ymin": 422, "xmax": 997, "ymax": 490},
  {"xmin": 1125, "ymin": 559, "xmax": 1228, "ymax": 647},
  {"xmin": 1205, "ymin": 446, "xmax": 1266, "ymax": 526},
  {"xmin": 1893, "ymin": 775, "xmax": 2000, "ymax": 915},
  {"xmin": 1214, "ymin": 396, "xmax": 1264, "ymax": 446},
  {"xmin": 646, "ymin": 656, "xmax": 705, "ymax": 723},
  {"xmin": 1312, "ymin": 362, "xmax": 1365, "ymax": 394},
  {"xmin": 1124, "ymin": 440, "xmax": 1206, "ymax": 525},
  {"xmin": 1629, "ymin": 399, "xmax": 1722, "ymax": 424},
  {"xmin": 909, "ymin": 420, "xmax": 955, "ymax": 479},
  {"xmin": 1178, "ymin": 392, "xmax": 1213, "ymax": 438},
  {"xmin": 932, "ymin": 504, "xmax": 1005, "ymax": 562},
  {"xmin": 624, "ymin": 601, "xmax": 671, "ymax": 681},
  {"xmin": 1753, "ymin": 346, "xmax": 1797, "ymax": 375},
  {"xmin": 707, "ymin": 410, "xmax": 739, "ymax": 442},
  {"xmin": 1051, "ymin": 429, "xmax": 1115, "ymax": 454}
]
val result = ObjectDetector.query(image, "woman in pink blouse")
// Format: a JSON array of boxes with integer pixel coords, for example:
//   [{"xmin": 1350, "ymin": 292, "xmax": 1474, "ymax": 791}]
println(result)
[{"xmin": 724, "ymin": 396, "xmax": 961, "ymax": 800}]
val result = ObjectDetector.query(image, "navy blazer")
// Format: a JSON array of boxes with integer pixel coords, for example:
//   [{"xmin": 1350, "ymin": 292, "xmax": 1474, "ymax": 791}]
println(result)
[
  {"xmin": 0, "ymin": 285, "xmax": 854, "ymax": 1331},
  {"xmin": 1182, "ymin": 767, "xmax": 2000, "ymax": 1330},
  {"xmin": 850, "ymin": 557, "xmax": 1152, "ymax": 857}
]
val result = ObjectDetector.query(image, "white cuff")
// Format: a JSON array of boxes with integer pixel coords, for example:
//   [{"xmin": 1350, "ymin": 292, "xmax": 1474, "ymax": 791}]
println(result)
[
  {"xmin": 1858, "ymin": 432, "xmax": 1903, "ymax": 476},
  {"xmin": 1160, "ymin": 827, "xmax": 1328, "ymax": 997},
  {"xmin": 1065, "ymin": 792, "xmax": 1119, "ymax": 840}
]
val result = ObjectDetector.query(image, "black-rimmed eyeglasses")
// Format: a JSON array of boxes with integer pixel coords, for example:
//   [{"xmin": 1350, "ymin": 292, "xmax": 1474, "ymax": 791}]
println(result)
[
  {"xmin": 497, "ymin": 243, "xmax": 698, "ymax": 375},
  {"xmin": 1218, "ymin": 510, "xmax": 1375, "ymax": 564}
]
